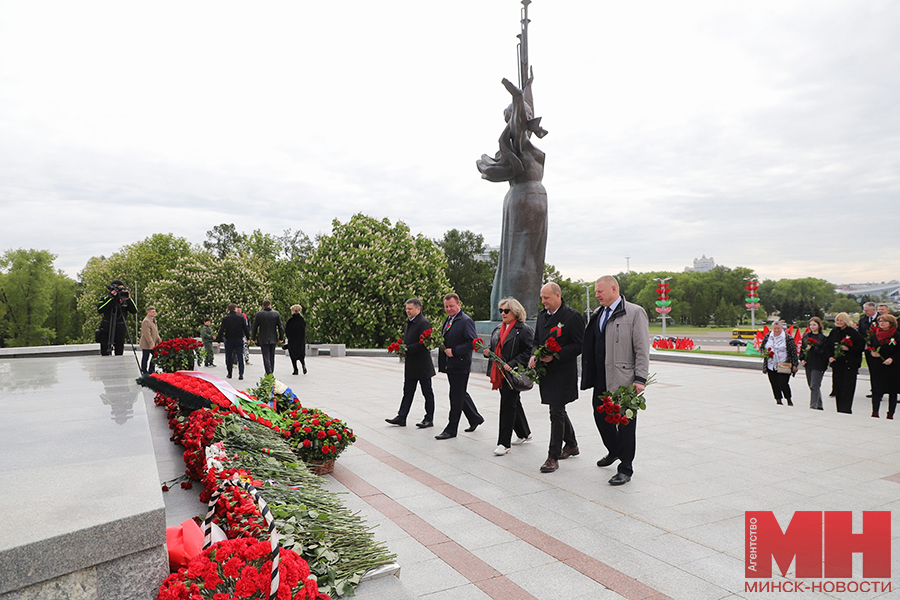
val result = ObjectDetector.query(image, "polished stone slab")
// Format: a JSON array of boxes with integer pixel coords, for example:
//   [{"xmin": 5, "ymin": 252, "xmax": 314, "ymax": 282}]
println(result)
[{"xmin": 0, "ymin": 355, "xmax": 166, "ymax": 595}]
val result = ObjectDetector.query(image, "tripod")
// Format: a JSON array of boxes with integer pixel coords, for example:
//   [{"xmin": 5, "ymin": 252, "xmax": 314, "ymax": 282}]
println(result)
[{"xmin": 103, "ymin": 300, "xmax": 142, "ymax": 372}]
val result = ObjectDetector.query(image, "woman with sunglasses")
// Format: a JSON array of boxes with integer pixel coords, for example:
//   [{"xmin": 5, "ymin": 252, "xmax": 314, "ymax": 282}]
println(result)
[{"xmin": 483, "ymin": 298, "xmax": 534, "ymax": 455}]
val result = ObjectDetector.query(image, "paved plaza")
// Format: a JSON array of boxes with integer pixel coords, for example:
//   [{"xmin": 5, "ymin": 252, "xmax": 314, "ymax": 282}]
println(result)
[
  {"xmin": 160, "ymin": 352, "xmax": 899, "ymax": 599},
  {"xmin": 4, "ymin": 350, "xmax": 899, "ymax": 599}
]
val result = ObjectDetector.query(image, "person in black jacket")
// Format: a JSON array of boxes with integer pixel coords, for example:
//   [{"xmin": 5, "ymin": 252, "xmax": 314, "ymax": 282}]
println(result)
[
  {"xmin": 251, "ymin": 300, "xmax": 285, "ymax": 375},
  {"xmin": 826, "ymin": 312, "xmax": 864, "ymax": 414},
  {"xmin": 530, "ymin": 283, "xmax": 584, "ymax": 473},
  {"xmin": 869, "ymin": 314, "xmax": 900, "ymax": 418},
  {"xmin": 435, "ymin": 293, "xmax": 484, "ymax": 439},
  {"xmin": 217, "ymin": 303, "xmax": 250, "ymax": 380},
  {"xmin": 483, "ymin": 297, "xmax": 533, "ymax": 456},
  {"xmin": 386, "ymin": 298, "xmax": 436, "ymax": 428},
  {"xmin": 97, "ymin": 279, "xmax": 137, "ymax": 356},
  {"xmin": 285, "ymin": 305, "xmax": 308, "ymax": 375},
  {"xmin": 800, "ymin": 317, "xmax": 828, "ymax": 410}
]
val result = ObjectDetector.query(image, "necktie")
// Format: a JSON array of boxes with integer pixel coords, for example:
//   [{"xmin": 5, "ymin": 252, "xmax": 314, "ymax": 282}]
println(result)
[{"xmin": 599, "ymin": 307, "xmax": 610, "ymax": 333}]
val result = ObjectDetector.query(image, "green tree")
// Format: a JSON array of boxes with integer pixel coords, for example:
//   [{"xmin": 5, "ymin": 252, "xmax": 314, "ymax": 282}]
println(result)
[
  {"xmin": 0, "ymin": 249, "xmax": 57, "ymax": 347},
  {"xmin": 436, "ymin": 230, "xmax": 495, "ymax": 320},
  {"xmin": 204, "ymin": 224, "xmax": 246, "ymax": 259},
  {"xmin": 44, "ymin": 270, "xmax": 80, "ymax": 344},
  {"xmin": 543, "ymin": 264, "xmax": 594, "ymax": 318},
  {"xmin": 831, "ymin": 296, "xmax": 861, "ymax": 315},
  {"xmin": 76, "ymin": 233, "xmax": 195, "ymax": 342},
  {"xmin": 305, "ymin": 214, "xmax": 450, "ymax": 347},
  {"xmin": 145, "ymin": 253, "xmax": 271, "ymax": 339}
]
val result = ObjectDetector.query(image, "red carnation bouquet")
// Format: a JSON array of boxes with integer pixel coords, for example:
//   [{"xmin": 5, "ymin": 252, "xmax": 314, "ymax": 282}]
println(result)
[
  {"xmin": 284, "ymin": 407, "xmax": 356, "ymax": 464},
  {"xmin": 157, "ymin": 537, "xmax": 322, "ymax": 600},
  {"xmin": 513, "ymin": 337, "xmax": 562, "ymax": 384},
  {"xmin": 596, "ymin": 375, "xmax": 656, "ymax": 426},
  {"xmin": 387, "ymin": 338, "xmax": 407, "ymax": 358},
  {"xmin": 154, "ymin": 338, "xmax": 204, "ymax": 373},
  {"xmin": 419, "ymin": 327, "xmax": 444, "ymax": 351},
  {"xmin": 833, "ymin": 335, "xmax": 852, "ymax": 360}
]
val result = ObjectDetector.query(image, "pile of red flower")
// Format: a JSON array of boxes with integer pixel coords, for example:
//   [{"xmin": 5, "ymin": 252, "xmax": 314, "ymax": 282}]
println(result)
[
  {"xmin": 153, "ymin": 338, "xmax": 204, "ymax": 373},
  {"xmin": 651, "ymin": 337, "xmax": 695, "ymax": 350},
  {"xmin": 284, "ymin": 407, "xmax": 356, "ymax": 463},
  {"xmin": 595, "ymin": 377, "xmax": 655, "ymax": 425},
  {"xmin": 387, "ymin": 338, "xmax": 407, "ymax": 357},
  {"xmin": 157, "ymin": 537, "xmax": 323, "ymax": 600}
]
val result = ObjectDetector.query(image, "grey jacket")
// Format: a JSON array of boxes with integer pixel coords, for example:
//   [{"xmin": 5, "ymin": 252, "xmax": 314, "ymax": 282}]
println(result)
[{"xmin": 581, "ymin": 297, "xmax": 650, "ymax": 392}]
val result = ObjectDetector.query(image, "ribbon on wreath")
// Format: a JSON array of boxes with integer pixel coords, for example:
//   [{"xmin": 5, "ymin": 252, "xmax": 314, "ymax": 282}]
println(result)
[{"xmin": 203, "ymin": 475, "xmax": 280, "ymax": 600}]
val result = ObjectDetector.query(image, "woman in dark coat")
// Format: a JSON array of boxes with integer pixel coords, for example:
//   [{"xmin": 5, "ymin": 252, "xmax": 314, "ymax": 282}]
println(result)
[
  {"xmin": 285, "ymin": 304, "xmax": 307, "ymax": 375},
  {"xmin": 800, "ymin": 316, "xmax": 828, "ymax": 410},
  {"xmin": 483, "ymin": 297, "xmax": 533, "ymax": 455},
  {"xmin": 826, "ymin": 312, "xmax": 864, "ymax": 414},
  {"xmin": 868, "ymin": 313, "xmax": 900, "ymax": 418}
]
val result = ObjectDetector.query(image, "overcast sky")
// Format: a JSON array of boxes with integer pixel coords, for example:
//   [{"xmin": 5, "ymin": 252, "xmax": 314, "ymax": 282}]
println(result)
[{"xmin": 2, "ymin": 1, "xmax": 898, "ymax": 285}]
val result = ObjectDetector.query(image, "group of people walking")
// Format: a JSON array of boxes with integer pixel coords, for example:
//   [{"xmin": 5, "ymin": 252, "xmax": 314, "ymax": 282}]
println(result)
[
  {"xmin": 762, "ymin": 302, "xmax": 898, "ymax": 416},
  {"xmin": 386, "ymin": 275, "xmax": 650, "ymax": 487},
  {"xmin": 214, "ymin": 302, "xmax": 308, "ymax": 379}
]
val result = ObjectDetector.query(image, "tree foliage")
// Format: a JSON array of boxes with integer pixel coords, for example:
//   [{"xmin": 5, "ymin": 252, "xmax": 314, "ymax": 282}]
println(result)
[
  {"xmin": 76, "ymin": 233, "xmax": 194, "ymax": 341},
  {"xmin": 145, "ymin": 253, "xmax": 271, "ymax": 338},
  {"xmin": 305, "ymin": 214, "xmax": 450, "ymax": 347},
  {"xmin": 0, "ymin": 249, "xmax": 74, "ymax": 347},
  {"xmin": 436, "ymin": 229, "xmax": 495, "ymax": 320}
]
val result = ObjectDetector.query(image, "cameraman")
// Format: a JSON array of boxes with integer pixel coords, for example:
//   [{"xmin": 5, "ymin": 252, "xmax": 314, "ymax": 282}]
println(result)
[{"xmin": 97, "ymin": 279, "xmax": 138, "ymax": 355}]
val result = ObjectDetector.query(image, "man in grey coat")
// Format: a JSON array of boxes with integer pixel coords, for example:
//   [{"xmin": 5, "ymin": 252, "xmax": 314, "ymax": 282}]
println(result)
[
  {"xmin": 581, "ymin": 275, "xmax": 650, "ymax": 486},
  {"xmin": 251, "ymin": 300, "xmax": 285, "ymax": 375}
]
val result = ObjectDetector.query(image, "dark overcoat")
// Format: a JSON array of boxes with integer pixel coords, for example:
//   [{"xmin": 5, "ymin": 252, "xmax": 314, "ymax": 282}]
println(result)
[
  {"xmin": 403, "ymin": 312, "xmax": 436, "ymax": 380},
  {"xmin": 251, "ymin": 307, "xmax": 285, "ymax": 345},
  {"xmin": 285, "ymin": 313, "xmax": 307, "ymax": 360},
  {"xmin": 534, "ymin": 301, "xmax": 584, "ymax": 405}
]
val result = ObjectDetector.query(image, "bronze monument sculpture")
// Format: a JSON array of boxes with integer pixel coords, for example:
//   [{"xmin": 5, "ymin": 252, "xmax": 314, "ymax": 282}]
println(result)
[{"xmin": 476, "ymin": 0, "xmax": 548, "ymax": 321}]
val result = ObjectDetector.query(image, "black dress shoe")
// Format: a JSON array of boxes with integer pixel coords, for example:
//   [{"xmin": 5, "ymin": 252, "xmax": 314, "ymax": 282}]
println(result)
[
  {"xmin": 385, "ymin": 416, "xmax": 406, "ymax": 426},
  {"xmin": 435, "ymin": 431, "xmax": 455, "ymax": 440},
  {"xmin": 596, "ymin": 454, "xmax": 618, "ymax": 468},
  {"xmin": 609, "ymin": 473, "xmax": 631, "ymax": 486},
  {"xmin": 464, "ymin": 420, "xmax": 484, "ymax": 432},
  {"xmin": 415, "ymin": 420, "xmax": 434, "ymax": 428},
  {"xmin": 540, "ymin": 457, "xmax": 559, "ymax": 473}
]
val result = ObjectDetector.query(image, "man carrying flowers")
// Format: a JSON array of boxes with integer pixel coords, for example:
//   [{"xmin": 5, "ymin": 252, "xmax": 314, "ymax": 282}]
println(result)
[
  {"xmin": 581, "ymin": 275, "xmax": 649, "ymax": 486},
  {"xmin": 530, "ymin": 282, "xmax": 584, "ymax": 473},
  {"xmin": 385, "ymin": 298, "xmax": 436, "ymax": 429}
]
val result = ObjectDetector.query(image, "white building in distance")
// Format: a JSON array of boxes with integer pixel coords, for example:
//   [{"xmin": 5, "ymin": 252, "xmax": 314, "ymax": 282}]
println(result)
[{"xmin": 684, "ymin": 255, "xmax": 716, "ymax": 273}]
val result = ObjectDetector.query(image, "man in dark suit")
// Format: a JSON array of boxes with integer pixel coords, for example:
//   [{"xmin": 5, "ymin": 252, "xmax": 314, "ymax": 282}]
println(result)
[
  {"xmin": 581, "ymin": 276, "xmax": 649, "ymax": 486},
  {"xmin": 251, "ymin": 300, "xmax": 285, "ymax": 375},
  {"xmin": 435, "ymin": 293, "xmax": 484, "ymax": 439},
  {"xmin": 217, "ymin": 303, "xmax": 250, "ymax": 380},
  {"xmin": 386, "ymin": 298, "xmax": 436, "ymax": 428},
  {"xmin": 530, "ymin": 282, "xmax": 584, "ymax": 473},
  {"xmin": 860, "ymin": 302, "xmax": 879, "ymax": 400}
]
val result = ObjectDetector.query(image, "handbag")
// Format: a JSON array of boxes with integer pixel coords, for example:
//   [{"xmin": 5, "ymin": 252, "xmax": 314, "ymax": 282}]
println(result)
[
  {"xmin": 776, "ymin": 362, "xmax": 792, "ymax": 374},
  {"xmin": 503, "ymin": 369, "xmax": 534, "ymax": 392}
]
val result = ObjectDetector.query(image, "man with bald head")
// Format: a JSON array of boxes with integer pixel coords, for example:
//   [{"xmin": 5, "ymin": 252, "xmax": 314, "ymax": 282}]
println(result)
[
  {"xmin": 581, "ymin": 275, "xmax": 650, "ymax": 486},
  {"xmin": 530, "ymin": 282, "xmax": 585, "ymax": 473}
]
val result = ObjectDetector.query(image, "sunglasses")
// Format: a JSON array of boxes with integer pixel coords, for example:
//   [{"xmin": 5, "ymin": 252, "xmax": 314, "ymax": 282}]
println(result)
[{"xmin": 499, "ymin": 308, "xmax": 512, "ymax": 314}]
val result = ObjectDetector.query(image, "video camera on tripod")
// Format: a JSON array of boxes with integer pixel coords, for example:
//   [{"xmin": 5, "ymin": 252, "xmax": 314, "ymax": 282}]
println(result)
[{"xmin": 97, "ymin": 279, "xmax": 138, "ymax": 357}]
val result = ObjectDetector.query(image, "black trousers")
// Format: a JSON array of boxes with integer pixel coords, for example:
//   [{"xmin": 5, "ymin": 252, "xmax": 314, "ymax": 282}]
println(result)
[
  {"xmin": 766, "ymin": 371, "xmax": 792, "ymax": 401},
  {"xmin": 260, "ymin": 343, "xmax": 276, "ymax": 374},
  {"xmin": 548, "ymin": 403, "xmax": 576, "ymax": 459},
  {"xmin": 225, "ymin": 338, "xmax": 245, "ymax": 377},
  {"xmin": 497, "ymin": 385, "xmax": 530, "ymax": 448},
  {"xmin": 397, "ymin": 376, "xmax": 435, "ymax": 422},
  {"xmin": 592, "ymin": 387, "xmax": 636, "ymax": 475},
  {"xmin": 442, "ymin": 371, "xmax": 483, "ymax": 436},
  {"xmin": 100, "ymin": 321, "xmax": 126, "ymax": 356},
  {"xmin": 832, "ymin": 366, "xmax": 858, "ymax": 414},
  {"xmin": 140, "ymin": 349, "xmax": 155, "ymax": 374}
]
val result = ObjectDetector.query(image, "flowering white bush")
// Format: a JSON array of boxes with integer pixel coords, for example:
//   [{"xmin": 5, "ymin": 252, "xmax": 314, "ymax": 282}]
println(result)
[
  {"xmin": 305, "ymin": 214, "xmax": 450, "ymax": 348},
  {"xmin": 145, "ymin": 253, "xmax": 272, "ymax": 339}
]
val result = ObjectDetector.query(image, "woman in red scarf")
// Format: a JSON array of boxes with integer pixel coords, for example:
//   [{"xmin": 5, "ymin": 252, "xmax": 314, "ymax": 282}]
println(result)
[
  {"xmin": 869, "ymin": 314, "xmax": 900, "ymax": 418},
  {"xmin": 484, "ymin": 298, "xmax": 534, "ymax": 455}
]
